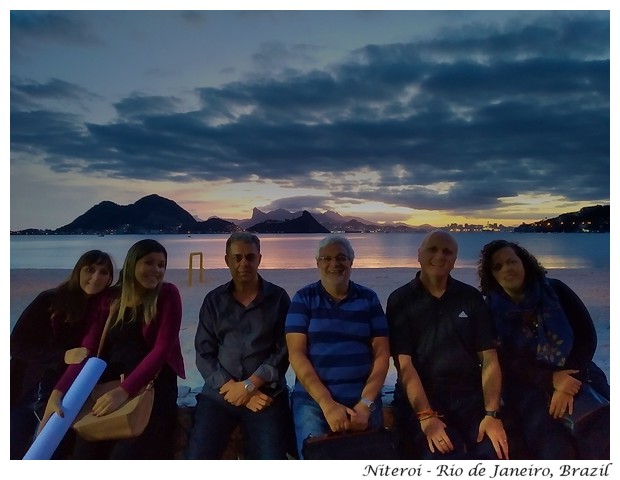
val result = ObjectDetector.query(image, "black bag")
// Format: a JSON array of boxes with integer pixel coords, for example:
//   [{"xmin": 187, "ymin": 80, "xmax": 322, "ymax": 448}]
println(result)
[
  {"xmin": 302, "ymin": 428, "xmax": 398, "ymax": 460},
  {"xmin": 560, "ymin": 382, "xmax": 610, "ymax": 435}
]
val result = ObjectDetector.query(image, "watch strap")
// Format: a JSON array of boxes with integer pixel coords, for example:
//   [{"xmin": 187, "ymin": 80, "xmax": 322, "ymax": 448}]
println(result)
[{"xmin": 360, "ymin": 397, "xmax": 376, "ymax": 411}]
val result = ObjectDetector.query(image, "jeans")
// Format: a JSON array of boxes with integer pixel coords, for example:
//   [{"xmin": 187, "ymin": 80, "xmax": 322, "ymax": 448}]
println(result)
[
  {"xmin": 186, "ymin": 386, "xmax": 294, "ymax": 459},
  {"xmin": 291, "ymin": 392, "xmax": 384, "ymax": 459}
]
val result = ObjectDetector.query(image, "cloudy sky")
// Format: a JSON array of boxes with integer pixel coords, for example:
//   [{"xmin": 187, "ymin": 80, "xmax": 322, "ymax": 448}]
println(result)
[{"xmin": 8, "ymin": 4, "xmax": 612, "ymax": 231}]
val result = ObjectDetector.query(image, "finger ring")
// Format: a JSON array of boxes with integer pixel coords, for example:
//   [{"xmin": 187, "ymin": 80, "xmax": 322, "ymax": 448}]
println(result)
[{"xmin": 438, "ymin": 439, "xmax": 445, "ymax": 443}]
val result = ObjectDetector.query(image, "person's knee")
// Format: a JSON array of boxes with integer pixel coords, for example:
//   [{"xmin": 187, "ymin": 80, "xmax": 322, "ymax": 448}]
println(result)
[{"xmin": 186, "ymin": 393, "xmax": 236, "ymax": 459}]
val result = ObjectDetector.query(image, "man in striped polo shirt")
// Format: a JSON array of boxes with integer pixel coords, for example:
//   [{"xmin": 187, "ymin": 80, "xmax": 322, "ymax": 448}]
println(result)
[{"xmin": 285, "ymin": 234, "xmax": 390, "ymax": 459}]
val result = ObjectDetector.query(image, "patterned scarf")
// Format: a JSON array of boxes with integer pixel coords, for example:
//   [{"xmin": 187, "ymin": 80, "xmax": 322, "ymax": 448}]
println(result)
[{"xmin": 488, "ymin": 278, "xmax": 574, "ymax": 367}]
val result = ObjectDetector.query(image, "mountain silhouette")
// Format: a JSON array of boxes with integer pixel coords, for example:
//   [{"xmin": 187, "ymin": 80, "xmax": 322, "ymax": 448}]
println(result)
[
  {"xmin": 247, "ymin": 211, "xmax": 330, "ymax": 234},
  {"xmin": 55, "ymin": 194, "xmax": 232, "ymax": 234},
  {"xmin": 514, "ymin": 205, "xmax": 609, "ymax": 233},
  {"xmin": 15, "ymin": 193, "xmax": 606, "ymax": 235}
]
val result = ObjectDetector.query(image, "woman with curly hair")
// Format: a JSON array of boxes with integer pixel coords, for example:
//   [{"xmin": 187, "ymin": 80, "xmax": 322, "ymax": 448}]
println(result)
[{"xmin": 478, "ymin": 239, "xmax": 609, "ymax": 459}]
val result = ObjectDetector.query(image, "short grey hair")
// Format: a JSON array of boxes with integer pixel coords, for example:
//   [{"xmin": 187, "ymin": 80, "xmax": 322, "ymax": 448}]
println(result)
[
  {"xmin": 226, "ymin": 232, "xmax": 260, "ymax": 254},
  {"xmin": 316, "ymin": 234, "xmax": 355, "ymax": 260}
]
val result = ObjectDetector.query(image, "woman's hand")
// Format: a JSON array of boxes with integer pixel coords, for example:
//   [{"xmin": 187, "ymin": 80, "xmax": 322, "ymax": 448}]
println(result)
[
  {"xmin": 36, "ymin": 389, "xmax": 65, "ymax": 435},
  {"xmin": 549, "ymin": 389, "xmax": 574, "ymax": 419},
  {"xmin": 91, "ymin": 386, "xmax": 129, "ymax": 416},
  {"xmin": 64, "ymin": 347, "xmax": 89, "ymax": 364},
  {"xmin": 552, "ymin": 369, "xmax": 581, "ymax": 396}
]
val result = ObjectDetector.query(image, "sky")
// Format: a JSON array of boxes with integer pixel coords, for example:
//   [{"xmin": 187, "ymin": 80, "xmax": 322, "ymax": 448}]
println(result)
[{"xmin": 6, "ymin": 3, "xmax": 613, "ymax": 231}]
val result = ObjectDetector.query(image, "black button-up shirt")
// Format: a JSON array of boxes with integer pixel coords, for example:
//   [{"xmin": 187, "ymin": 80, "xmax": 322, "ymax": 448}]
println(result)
[{"xmin": 195, "ymin": 275, "xmax": 291, "ymax": 392}]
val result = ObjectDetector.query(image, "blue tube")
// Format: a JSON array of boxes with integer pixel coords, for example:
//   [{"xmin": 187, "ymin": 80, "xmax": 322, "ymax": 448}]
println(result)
[{"xmin": 23, "ymin": 357, "xmax": 107, "ymax": 460}]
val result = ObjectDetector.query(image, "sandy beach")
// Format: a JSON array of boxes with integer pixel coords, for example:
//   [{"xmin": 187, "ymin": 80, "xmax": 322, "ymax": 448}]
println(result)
[{"xmin": 10, "ymin": 266, "xmax": 610, "ymax": 392}]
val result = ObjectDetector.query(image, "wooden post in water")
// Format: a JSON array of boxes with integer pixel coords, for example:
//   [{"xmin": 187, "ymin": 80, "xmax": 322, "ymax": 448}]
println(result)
[{"xmin": 188, "ymin": 252, "xmax": 204, "ymax": 286}]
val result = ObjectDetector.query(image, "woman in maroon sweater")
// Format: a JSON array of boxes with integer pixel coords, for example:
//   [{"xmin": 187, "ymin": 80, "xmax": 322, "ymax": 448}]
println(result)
[
  {"xmin": 44, "ymin": 239, "xmax": 185, "ymax": 459},
  {"xmin": 11, "ymin": 250, "xmax": 114, "ymax": 459}
]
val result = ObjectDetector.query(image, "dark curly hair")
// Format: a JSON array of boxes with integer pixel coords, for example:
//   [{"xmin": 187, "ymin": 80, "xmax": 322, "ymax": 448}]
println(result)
[{"xmin": 478, "ymin": 239, "xmax": 546, "ymax": 295}]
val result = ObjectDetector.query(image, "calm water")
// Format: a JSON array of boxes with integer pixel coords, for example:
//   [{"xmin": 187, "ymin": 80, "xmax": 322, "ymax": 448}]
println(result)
[{"xmin": 10, "ymin": 232, "xmax": 610, "ymax": 270}]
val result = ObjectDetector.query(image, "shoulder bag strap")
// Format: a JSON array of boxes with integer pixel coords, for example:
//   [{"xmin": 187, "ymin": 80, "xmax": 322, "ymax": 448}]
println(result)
[{"xmin": 95, "ymin": 310, "xmax": 115, "ymax": 358}]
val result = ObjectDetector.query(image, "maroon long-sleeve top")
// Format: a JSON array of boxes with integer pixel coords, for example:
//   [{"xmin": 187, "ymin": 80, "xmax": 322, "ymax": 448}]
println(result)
[{"xmin": 55, "ymin": 282, "xmax": 186, "ymax": 397}]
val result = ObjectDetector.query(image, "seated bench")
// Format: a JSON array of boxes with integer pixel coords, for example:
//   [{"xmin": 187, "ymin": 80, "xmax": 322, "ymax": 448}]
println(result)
[{"xmin": 173, "ymin": 403, "xmax": 397, "ymax": 460}]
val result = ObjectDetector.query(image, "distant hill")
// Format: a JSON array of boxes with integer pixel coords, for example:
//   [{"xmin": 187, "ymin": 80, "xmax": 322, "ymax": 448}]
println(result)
[
  {"xmin": 187, "ymin": 217, "xmax": 238, "ymax": 234},
  {"xmin": 234, "ymin": 208, "xmax": 298, "ymax": 229},
  {"xmin": 47, "ymin": 194, "xmax": 238, "ymax": 235},
  {"xmin": 56, "ymin": 194, "xmax": 197, "ymax": 234},
  {"xmin": 231, "ymin": 207, "xmax": 432, "ymax": 233},
  {"xmin": 233, "ymin": 207, "xmax": 370, "ymax": 230},
  {"xmin": 247, "ymin": 211, "xmax": 330, "ymax": 234},
  {"xmin": 514, "ymin": 205, "xmax": 609, "ymax": 233}
]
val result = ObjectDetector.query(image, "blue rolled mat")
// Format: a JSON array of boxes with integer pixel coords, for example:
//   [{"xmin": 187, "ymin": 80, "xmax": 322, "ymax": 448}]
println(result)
[{"xmin": 23, "ymin": 357, "xmax": 107, "ymax": 460}]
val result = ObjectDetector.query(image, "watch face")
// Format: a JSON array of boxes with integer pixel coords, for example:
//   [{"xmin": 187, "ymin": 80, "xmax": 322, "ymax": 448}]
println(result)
[{"xmin": 362, "ymin": 399, "xmax": 375, "ymax": 411}]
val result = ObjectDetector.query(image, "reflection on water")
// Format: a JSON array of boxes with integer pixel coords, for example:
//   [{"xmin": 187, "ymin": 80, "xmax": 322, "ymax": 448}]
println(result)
[{"xmin": 10, "ymin": 232, "xmax": 609, "ymax": 270}]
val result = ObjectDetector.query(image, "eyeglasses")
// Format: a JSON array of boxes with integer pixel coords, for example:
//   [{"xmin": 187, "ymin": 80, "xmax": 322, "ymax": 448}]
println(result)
[
  {"xmin": 230, "ymin": 253, "xmax": 259, "ymax": 263},
  {"xmin": 317, "ymin": 254, "xmax": 350, "ymax": 264}
]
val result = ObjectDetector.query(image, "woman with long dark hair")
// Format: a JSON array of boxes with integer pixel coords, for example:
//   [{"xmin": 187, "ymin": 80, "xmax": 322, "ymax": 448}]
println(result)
[{"xmin": 11, "ymin": 250, "xmax": 114, "ymax": 459}]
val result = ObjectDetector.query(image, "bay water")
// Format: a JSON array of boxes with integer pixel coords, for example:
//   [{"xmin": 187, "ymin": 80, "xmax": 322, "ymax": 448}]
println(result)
[{"xmin": 9, "ymin": 232, "xmax": 610, "ymax": 270}]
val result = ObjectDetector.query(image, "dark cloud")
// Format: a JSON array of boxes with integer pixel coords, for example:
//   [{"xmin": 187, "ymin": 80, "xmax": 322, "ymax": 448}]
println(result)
[
  {"xmin": 10, "ymin": 12, "xmax": 609, "ymax": 216},
  {"xmin": 10, "ymin": 12, "xmax": 102, "ymax": 60},
  {"xmin": 410, "ymin": 15, "xmax": 609, "ymax": 61},
  {"xmin": 11, "ymin": 77, "xmax": 101, "ymax": 111},
  {"xmin": 113, "ymin": 94, "xmax": 184, "ymax": 120}
]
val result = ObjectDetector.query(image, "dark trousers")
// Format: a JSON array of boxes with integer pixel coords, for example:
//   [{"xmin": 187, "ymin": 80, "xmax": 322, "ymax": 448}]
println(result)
[
  {"xmin": 185, "ymin": 386, "xmax": 294, "ymax": 460},
  {"xmin": 392, "ymin": 385, "xmax": 498, "ymax": 460},
  {"xmin": 10, "ymin": 404, "xmax": 38, "ymax": 460},
  {"xmin": 504, "ymin": 383, "xmax": 578, "ymax": 460},
  {"xmin": 11, "ymin": 385, "xmax": 76, "ymax": 460}
]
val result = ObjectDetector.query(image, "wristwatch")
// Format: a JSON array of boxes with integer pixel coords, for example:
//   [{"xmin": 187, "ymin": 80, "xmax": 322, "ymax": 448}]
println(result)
[
  {"xmin": 485, "ymin": 410, "xmax": 500, "ymax": 419},
  {"xmin": 243, "ymin": 379, "xmax": 255, "ymax": 393},
  {"xmin": 360, "ymin": 397, "xmax": 376, "ymax": 412}
]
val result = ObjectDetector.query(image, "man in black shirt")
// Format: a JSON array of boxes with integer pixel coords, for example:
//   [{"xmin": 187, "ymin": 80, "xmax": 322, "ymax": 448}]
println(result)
[
  {"xmin": 387, "ymin": 230, "xmax": 509, "ymax": 460},
  {"xmin": 186, "ymin": 232, "xmax": 293, "ymax": 459}
]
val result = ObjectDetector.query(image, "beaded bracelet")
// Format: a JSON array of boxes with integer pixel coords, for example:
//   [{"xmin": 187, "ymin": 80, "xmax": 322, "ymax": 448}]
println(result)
[{"xmin": 416, "ymin": 409, "xmax": 442, "ymax": 421}]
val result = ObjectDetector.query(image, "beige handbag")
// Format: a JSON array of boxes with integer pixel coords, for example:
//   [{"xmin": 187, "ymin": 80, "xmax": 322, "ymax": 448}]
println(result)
[
  {"xmin": 72, "ymin": 378, "xmax": 154, "ymax": 441},
  {"xmin": 71, "ymin": 314, "xmax": 155, "ymax": 441}
]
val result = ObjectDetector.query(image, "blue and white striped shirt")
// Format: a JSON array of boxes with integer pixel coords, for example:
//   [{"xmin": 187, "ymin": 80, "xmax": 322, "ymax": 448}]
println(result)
[{"xmin": 285, "ymin": 280, "xmax": 388, "ymax": 406}]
